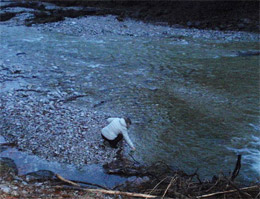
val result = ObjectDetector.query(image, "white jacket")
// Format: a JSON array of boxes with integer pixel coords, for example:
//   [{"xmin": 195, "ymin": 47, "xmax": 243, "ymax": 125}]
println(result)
[{"xmin": 101, "ymin": 118, "xmax": 135, "ymax": 149}]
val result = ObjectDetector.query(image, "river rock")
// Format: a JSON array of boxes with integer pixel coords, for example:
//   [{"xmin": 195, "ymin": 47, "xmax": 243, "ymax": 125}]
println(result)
[
  {"xmin": 0, "ymin": 157, "xmax": 18, "ymax": 180},
  {"xmin": 24, "ymin": 170, "xmax": 55, "ymax": 181},
  {"xmin": 0, "ymin": 185, "xmax": 11, "ymax": 194}
]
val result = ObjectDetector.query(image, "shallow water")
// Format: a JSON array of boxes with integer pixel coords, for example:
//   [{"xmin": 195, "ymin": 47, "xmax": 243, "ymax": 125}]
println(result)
[
  {"xmin": 0, "ymin": 137, "xmax": 126, "ymax": 188},
  {"xmin": 0, "ymin": 16, "xmax": 259, "ymax": 183}
]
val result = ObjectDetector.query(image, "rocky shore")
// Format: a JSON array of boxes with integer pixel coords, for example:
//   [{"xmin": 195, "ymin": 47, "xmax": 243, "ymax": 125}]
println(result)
[
  {"xmin": 1, "ymin": 0, "xmax": 260, "ymax": 198},
  {"xmin": 1, "ymin": 154, "xmax": 260, "ymax": 198}
]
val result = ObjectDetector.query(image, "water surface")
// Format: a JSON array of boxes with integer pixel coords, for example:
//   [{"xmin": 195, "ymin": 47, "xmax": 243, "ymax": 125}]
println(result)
[{"xmin": 0, "ymin": 16, "xmax": 259, "ymax": 183}]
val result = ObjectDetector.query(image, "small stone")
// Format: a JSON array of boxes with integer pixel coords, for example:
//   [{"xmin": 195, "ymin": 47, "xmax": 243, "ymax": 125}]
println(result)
[
  {"xmin": 0, "ymin": 185, "xmax": 11, "ymax": 194},
  {"xmin": 11, "ymin": 190, "xmax": 19, "ymax": 196}
]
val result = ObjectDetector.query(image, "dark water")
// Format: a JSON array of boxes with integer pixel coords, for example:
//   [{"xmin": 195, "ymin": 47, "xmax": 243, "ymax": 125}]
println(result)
[{"xmin": 0, "ymin": 16, "xmax": 259, "ymax": 183}]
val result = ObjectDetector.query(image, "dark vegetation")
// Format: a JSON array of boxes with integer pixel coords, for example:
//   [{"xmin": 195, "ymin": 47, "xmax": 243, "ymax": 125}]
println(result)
[
  {"xmin": 1, "ymin": 0, "xmax": 259, "ymax": 32},
  {"xmin": 41, "ymin": 0, "xmax": 260, "ymax": 32}
]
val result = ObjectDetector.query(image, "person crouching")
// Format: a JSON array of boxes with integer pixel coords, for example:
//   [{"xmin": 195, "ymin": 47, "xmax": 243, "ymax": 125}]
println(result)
[{"xmin": 101, "ymin": 117, "xmax": 136, "ymax": 151}]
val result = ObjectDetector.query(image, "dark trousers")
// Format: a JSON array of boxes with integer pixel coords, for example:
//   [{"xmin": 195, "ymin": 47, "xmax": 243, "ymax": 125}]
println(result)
[{"xmin": 102, "ymin": 134, "xmax": 123, "ymax": 148}]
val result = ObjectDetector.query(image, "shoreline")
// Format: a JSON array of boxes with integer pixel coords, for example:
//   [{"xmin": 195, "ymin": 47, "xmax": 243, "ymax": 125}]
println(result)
[
  {"xmin": 1, "ymin": 1, "xmax": 259, "ymax": 32},
  {"xmin": 1, "ymin": 1, "xmax": 259, "ymax": 198}
]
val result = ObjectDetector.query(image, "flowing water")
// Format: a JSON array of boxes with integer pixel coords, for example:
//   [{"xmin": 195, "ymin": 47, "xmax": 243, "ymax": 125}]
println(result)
[{"xmin": 0, "ymin": 16, "xmax": 259, "ymax": 183}]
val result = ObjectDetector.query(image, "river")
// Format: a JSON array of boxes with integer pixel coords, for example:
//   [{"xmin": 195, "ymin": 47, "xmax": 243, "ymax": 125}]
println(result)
[{"xmin": 0, "ymin": 15, "xmax": 259, "ymax": 184}]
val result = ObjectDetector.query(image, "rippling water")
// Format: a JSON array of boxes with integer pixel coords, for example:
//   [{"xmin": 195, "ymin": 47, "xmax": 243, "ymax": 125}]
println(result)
[{"xmin": 0, "ymin": 16, "xmax": 259, "ymax": 182}]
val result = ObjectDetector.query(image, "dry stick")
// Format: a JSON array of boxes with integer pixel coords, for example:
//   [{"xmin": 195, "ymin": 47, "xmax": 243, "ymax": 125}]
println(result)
[
  {"xmin": 162, "ymin": 176, "xmax": 177, "ymax": 198},
  {"xmin": 147, "ymin": 176, "xmax": 169, "ymax": 197},
  {"xmin": 196, "ymin": 185, "xmax": 259, "ymax": 199},
  {"xmin": 70, "ymin": 179, "xmax": 108, "ymax": 190},
  {"xmin": 83, "ymin": 188, "xmax": 161, "ymax": 198},
  {"xmin": 224, "ymin": 176, "xmax": 252, "ymax": 199},
  {"xmin": 54, "ymin": 185, "xmax": 162, "ymax": 198},
  {"xmin": 255, "ymin": 191, "xmax": 260, "ymax": 199},
  {"xmin": 55, "ymin": 174, "xmax": 80, "ymax": 187},
  {"xmin": 205, "ymin": 176, "xmax": 221, "ymax": 193}
]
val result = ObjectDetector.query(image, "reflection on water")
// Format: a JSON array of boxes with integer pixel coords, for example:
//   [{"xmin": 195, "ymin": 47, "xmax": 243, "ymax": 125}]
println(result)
[{"xmin": 0, "ymin": 18, "xmax": 259, "ymax": 183}]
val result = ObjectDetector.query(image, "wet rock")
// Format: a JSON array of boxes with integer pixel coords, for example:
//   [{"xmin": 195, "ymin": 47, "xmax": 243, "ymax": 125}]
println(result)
[
  {"xmin": 0, "ymin": 12, "xmax": 16, "ymax": 21},
  {"xmin": 0, "ymin": 157, "xmax": 18, "ymax": 180},
  {"xmin": 24, "ymin": 170, "xmax": 55, "ymax": 181}
]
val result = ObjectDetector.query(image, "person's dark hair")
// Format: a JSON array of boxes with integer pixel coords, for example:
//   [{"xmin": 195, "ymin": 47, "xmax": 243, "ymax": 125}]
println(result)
[{"xmin": 124, "ymin": 117, "xmax": 132, "ymax": 126}]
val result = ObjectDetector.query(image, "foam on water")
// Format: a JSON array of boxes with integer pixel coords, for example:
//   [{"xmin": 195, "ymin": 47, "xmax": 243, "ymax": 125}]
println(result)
[
  {"xmin": 248, "ymin": 134, "xmax": 260, "ymax": 176},
  {"xmin": 228, "ymin": 123, "xmax": 260, "ymax": 181}
]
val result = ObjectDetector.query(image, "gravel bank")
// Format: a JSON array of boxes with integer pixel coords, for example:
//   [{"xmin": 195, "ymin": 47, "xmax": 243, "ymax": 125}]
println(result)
[{"xmin": 0, "ymin": 92, "xmax": 122, "ymax": 166}]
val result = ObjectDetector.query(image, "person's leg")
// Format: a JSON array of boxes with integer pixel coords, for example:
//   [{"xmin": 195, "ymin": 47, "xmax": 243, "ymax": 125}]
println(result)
[
  {"xmin": 110, "ymin": 134, "xmax": 123, "ymax": 148},
  {"xmin": 101, "ymin": 133, "xmax": 123, "ymax": 148}
]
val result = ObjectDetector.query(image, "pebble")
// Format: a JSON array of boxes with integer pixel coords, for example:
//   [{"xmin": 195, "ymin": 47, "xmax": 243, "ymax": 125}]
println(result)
[
  {"xmin": 0, "ymin": 185, "xmax": 11, "ymax": 194},
  {"xmin": 0, "ymin": 92, "xmax": 117, "ymax": 166}
]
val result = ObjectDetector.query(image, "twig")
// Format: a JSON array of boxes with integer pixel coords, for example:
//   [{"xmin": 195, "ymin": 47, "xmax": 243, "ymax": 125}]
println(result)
[
  {"xmin": 162, "ymin": 176, "xmax": 176, "ymax": 198},
  {"xmin": 55, "ymin": 174, "xmax": 80, "ymax": 187},
  {"xmin": 0, "ymin": 142, "xmax": 17, "ymax": 147},
  {"xmin": 55, "ymin": 186, "xmax": 162, "ymax": 198},
  {"xmin": 147, "ymin": 176, "xmax": 169, "ymax": 197},
  {"xmin": 224, "ymin": 176, "xmax": 252, "ymax": 199},
  {"xmin": 196, "ymin": 185, "xmax": 259, "ymax": 198},
  {"xmin": 70, "ymin": 179, "xmax": 108, "ymax": 190},
  {"xmin": 255, "ymin": 191, "xmax": 260, "ymax": 199},
  {"xmin": 128, "ymin": 152, "xmax": 141, "ymax": 164},
  {"xmin": 205, "ymin": 175, "xmax": 221, "ymax": 193}
]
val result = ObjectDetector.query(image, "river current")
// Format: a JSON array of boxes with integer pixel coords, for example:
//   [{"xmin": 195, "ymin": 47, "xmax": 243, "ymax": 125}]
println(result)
[{"xmin": 1, "ymin": 15, "xmax": 259, "ymax": 183}]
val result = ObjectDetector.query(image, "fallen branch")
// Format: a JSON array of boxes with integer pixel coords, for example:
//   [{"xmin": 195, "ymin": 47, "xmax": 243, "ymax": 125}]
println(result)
[
  {"xmin": 147, "ymin": 176, "xmax": 169, "ymax": 197},
  {"xmin": 162, "ymin": 176, "xmax": 176, "ymax": 198},
  {"xmin": 224, "ymin": 176, "xmax": 252, "ymax": 199},
  {"xmin": 88, "ymin": 188, "xmax": 165, "ymax": 198},
  {"xmin": 70, "ymin": 179, "xmax": 108, "ymax": 190},
  {"xmin": 55, "ymin": 174, "xmax": 80, "ymax": 187},
  {"xmin": 205, "ymin": 176, "xmax": 221, "ymax": 193},
  {"xmin": 196, "ymin": 185, "xmax": 259, "ymax": 199},
  {"xmin": 55, "ymin": 186, "xmax": 161, "ymax": 198}
]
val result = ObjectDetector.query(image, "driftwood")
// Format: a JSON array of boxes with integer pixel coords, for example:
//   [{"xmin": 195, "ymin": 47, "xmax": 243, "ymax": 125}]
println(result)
[
  {"xmin": 53, "ymin": 156, "xmax": 258, "ymax": 199},
  {"xmin": 55, "ymin": 186, "xmax": 161, "ymax": 198},
  {"xmin": 225, "ymin": 176, "xmax": 252, "ymax": 198},
  {"xmin": 196, "ymin": 185, "xmax": 259, "ymax": 199},
  {"xmin": 55, "ymin": 174, "xmax": 80, "ymax": 187},
  {"xmin": 86, "ymin": 188, "xmax": 161, "ymax": 198},
  {"xmin": 70, "ymin": 179, "xmax": 108, "ymax": 190}
]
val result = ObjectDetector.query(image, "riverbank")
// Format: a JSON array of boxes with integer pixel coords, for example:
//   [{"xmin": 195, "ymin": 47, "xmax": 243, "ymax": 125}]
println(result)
[
  {"xmin": 50, "ymin": 1, "xmax": 259, "ymax": 32},
  {"xmin": 1, "ymin": 0, "xmax": 259, "ymax": 198},
  {"xmin": 1, "ymin": 154, "xmax": 259, "ymax": 198},
  {"xmin": 1, "ymin": 1, "xmax": 259, "ymax": 32}
]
